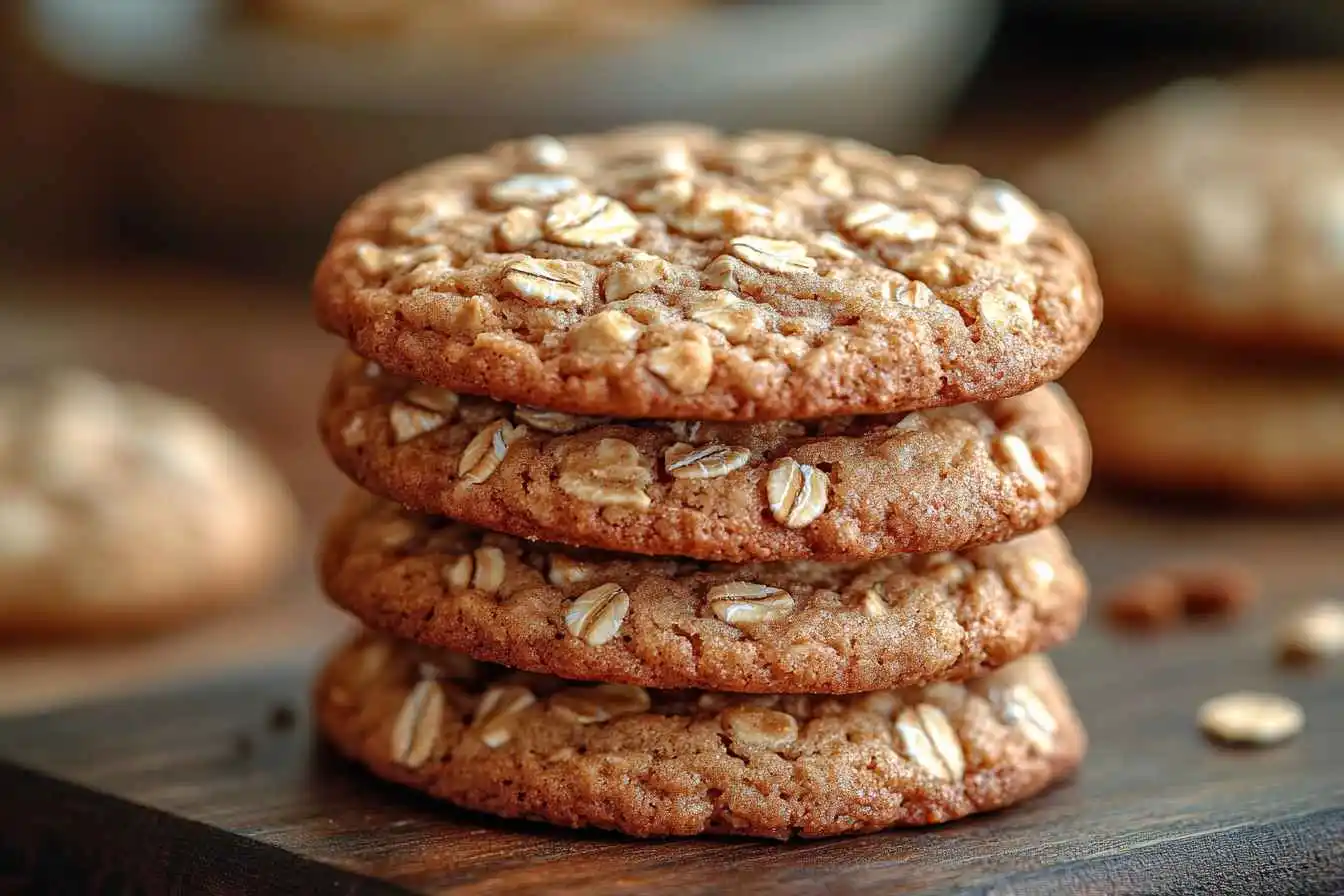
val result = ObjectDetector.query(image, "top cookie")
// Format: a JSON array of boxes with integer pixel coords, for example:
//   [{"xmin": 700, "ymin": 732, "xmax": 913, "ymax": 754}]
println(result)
[
  {"xmin": 1033, "ymin": 68, "xmax": 1344, "ymax": 354},
  {"xmin": 314, "ymin": 126, "xmax": 1101, "ymax": 420}
]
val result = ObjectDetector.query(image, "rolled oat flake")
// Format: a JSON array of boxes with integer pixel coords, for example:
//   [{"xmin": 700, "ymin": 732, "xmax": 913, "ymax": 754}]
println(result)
[{"xmin": 1197, "ymin": 691, "xmax": 1304, "ymax": 746}]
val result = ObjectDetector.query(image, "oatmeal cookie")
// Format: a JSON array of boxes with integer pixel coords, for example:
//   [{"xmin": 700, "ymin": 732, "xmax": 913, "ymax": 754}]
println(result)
[
  {"xmin": 314, "ymin": 126, "xmax": 1101, "ymax": 420},
  {"xmin": 0, "ymin": 370, "xmax": 297, "ymax": 638},
  {"xmin": 320, "ymin": 492, "xmax": 1087, "ymax": 693},
  {"xmin": 315, "ymin": 632, "xmax": 1086, "ymax": 839},
  {"xmin": 321, "ymin": 352, "xmax": 1090, "ymax": 560},
  {"xmin": 1067, "ymin": 336, "xmax": 1344, "ymax": 502},
  {"xmin": 1034, "ymin": 68, "xmax": 1344, "ymax": 354}
]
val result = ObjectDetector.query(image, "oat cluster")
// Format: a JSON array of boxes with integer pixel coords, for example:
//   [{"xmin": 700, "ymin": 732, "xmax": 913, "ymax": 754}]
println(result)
[{"xmin": 310, "ymin": 125, "xmax": 1097, "ymax": 838}]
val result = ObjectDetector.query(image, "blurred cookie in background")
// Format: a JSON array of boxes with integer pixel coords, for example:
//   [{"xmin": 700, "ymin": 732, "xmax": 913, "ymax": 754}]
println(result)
[
  {"xmin": 1033, "ymin": 67, "xmax": 1344, "ymax": 354},
  {"xmin": 1031, "ymin": 66, "xmax": 1344, "ymax": 502},
  {"xmin": 241, "ymin": 0, "xmax": 706, "ymax": 47},
  {"xmin": 1066, "ymin": 336, "xmax": 1344, "ymax": 503},
  {"xmin": 0, "ymin": 370, "xmax": 298, "ymax": 639}
]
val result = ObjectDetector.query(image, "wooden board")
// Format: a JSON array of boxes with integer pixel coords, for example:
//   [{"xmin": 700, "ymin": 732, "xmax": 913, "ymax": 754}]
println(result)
[
  {"xmin": 2, "ymin": 503, "xmax": 1342, "ymax": 895},
  {"xmin": 1, "ymin": 272, "xmax": 1341, "ymax": 893}
]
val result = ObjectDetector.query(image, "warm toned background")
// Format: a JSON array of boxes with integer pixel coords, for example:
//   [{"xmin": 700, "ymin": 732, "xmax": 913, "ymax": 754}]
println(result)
[
  {"xmin": 1, "ymin": 1, "xmax": 1341, "ymax": 716},
  {"xmin": 0, "ymin": 267, "xmax": 350, "ymax": 713}
]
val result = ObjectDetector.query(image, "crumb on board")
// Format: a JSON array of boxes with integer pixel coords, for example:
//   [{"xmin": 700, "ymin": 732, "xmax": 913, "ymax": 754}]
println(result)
[
  {"xmin": 1198, "ymin": 691, "xmax": 1304, "ymax": 747},
  {"xmin": 1105, "ymin": 560, "xmax": 1259, "ymax": 632}
]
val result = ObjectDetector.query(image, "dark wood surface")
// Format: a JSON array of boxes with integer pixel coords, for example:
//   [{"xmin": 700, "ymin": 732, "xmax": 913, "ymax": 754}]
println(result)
[
  {"xmin": 1, "ymin": 269, "xmax": 1342, "ymax": 893},
  {"xmin": 1, "ymin": 502, "xmax": 1342, "ymax": 895}
]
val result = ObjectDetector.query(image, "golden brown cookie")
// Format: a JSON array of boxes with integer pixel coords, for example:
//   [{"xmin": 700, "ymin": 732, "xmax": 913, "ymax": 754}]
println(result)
[
  {"xmin": 313, "ymin": 126, "xmax": 1101, "ymax": 421},
  {"xmin": 0, "ymin": 371, "xmax": 297, "ymax": 638},
  {"xmin": 316, "ymin": 631, "xmax": 1086, "ymax": 839},
  {"xmin": 1034, "ymin": 68, "xmax": 1344, "ymax": 354},
  {"xmin": 320, "ymin": 492, "xmax": 1087, "ymax": 693},
  {"xmin": 321, "ymin": 353, "xmax": 1091, "ymax": 561},
  {"xmin": 1067, "ymin": 336, "xmax": 1344, "ymax": 502}
]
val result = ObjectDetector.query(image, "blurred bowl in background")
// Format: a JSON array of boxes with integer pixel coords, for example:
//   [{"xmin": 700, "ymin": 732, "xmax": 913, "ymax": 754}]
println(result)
[{"xmin": 22, "ymin": 0, "xmax": 997, "ymax": 272}]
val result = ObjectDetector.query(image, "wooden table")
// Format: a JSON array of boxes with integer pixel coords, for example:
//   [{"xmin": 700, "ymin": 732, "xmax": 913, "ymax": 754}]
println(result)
[
  {"xmin": 1, "ymin": 503, "xmax": 1341, "ymax": 894},
  {"xmin": 1, "ymin": 266, "xmax": 1341, "ymax": 893}
]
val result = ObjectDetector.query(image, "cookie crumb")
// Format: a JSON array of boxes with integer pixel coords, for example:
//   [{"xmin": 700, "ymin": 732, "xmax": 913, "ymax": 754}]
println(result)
[
  {"xmin": 268, "ymin": 702, "xmax": 298, "ymax": 732},
  {"xmin": 1105, "ymin": 561, "xmax": 1259, "ymax": 631},
  {"xmin": 1276, "ymin": 601, "xmax": 1344, "ymax": 665},
  {"xmin": 1105, "ymin": 573, "xmax": 1183, "ymax": 630},
  {"xmin": 1197, "ymin": 691, "xmax": 1303, "ymax": 746},
  {"xmin": 1177, "ymin": 562, "xmax": 1259, "ymax": 618}
]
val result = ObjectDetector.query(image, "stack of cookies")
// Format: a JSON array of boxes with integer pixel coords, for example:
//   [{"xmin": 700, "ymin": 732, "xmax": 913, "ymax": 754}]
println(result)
[
  {"xmin": 1036, "ymin": 69, "xmax": 1344, "ymax": 502},
  {"xmin": 309, "ymin": 126, "xmax": 1102, "ymax": 838}
]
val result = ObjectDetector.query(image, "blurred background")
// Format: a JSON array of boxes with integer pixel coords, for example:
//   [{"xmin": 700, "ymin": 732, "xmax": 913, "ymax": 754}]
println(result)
[{"xmin": 2, "ymin": 0, "xmax": 1341, "ymax": 713}]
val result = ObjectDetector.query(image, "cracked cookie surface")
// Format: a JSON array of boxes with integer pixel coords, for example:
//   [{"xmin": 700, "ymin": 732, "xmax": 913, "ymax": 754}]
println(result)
[
  {"xmin": 321, "ymin": 353, "xmax": 1090, "ymax": 561},
  {"xmin": 320, "ymin": 492, "xmax": 1087, "ymax": 693},
  {"xmin": 314, "ymin": 125, "xmax": 1101, "ymax": 420},
  {"xmin": 316, "ymin": 631, "xmax": 1086, "ymax": 838}
]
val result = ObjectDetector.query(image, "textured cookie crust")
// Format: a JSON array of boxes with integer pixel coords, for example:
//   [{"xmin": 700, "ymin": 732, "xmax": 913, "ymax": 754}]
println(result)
[
  {"xmin": 0, "ymin": 371, "xmax": 297, "ymax": 638},
  {"xmin": 1033, "ymin": 68, "xmax": 1344, "ymax": 354},
  {"xmin": 314, "ymin": 126, "xmax": 1101, "ymax": 420},
  {"xmin": 320, "ymin": 492, "xmax": 1087, "ymax": 693},
  {"xmin": 1067, "ymin": 336, "xmax": 1344, "ymax": 502},
  {"xmin": 320, "ymin": 353, "xmax": 1091, "ymax": 561},
  {"xmin": 316, "ymin": 633, "xmax": 1086, "ymax": 839}
]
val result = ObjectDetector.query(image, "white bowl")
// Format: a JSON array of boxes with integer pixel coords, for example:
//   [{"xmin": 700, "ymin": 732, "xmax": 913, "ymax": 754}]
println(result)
[{"xmin": 23, "ymin": 0, "xmax": 997, "ymax": 268}]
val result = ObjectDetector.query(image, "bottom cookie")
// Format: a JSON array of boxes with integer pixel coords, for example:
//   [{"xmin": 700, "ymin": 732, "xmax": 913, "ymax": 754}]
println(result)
[
  {"xmin": 1067, "ymin": 336, "xmax": 1344, "ymax": 502},
  {"xmin": 315, "ymin": 632, "xmax": 1086, "ymax": 839}
]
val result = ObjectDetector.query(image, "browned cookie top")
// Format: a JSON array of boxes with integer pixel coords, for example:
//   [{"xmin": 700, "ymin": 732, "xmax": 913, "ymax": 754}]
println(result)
[
  {"xmin": 314, "ymin": 126, "xmax": 1101, "ymax": 420},
  {"xmin": 320, "ymin": 492, "xmax": 1087, "ymax": 693},
  {"xmin": 316, "ymin": 632, "xmax": 1086, "ymax": 839},
  {"xmin": 1034, "ymin": 68, "xmax": 1344, "ymax": 354},
  {"xmin": 321, "ymin": 353, "xmax": 1091, "ymax": 561}
]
